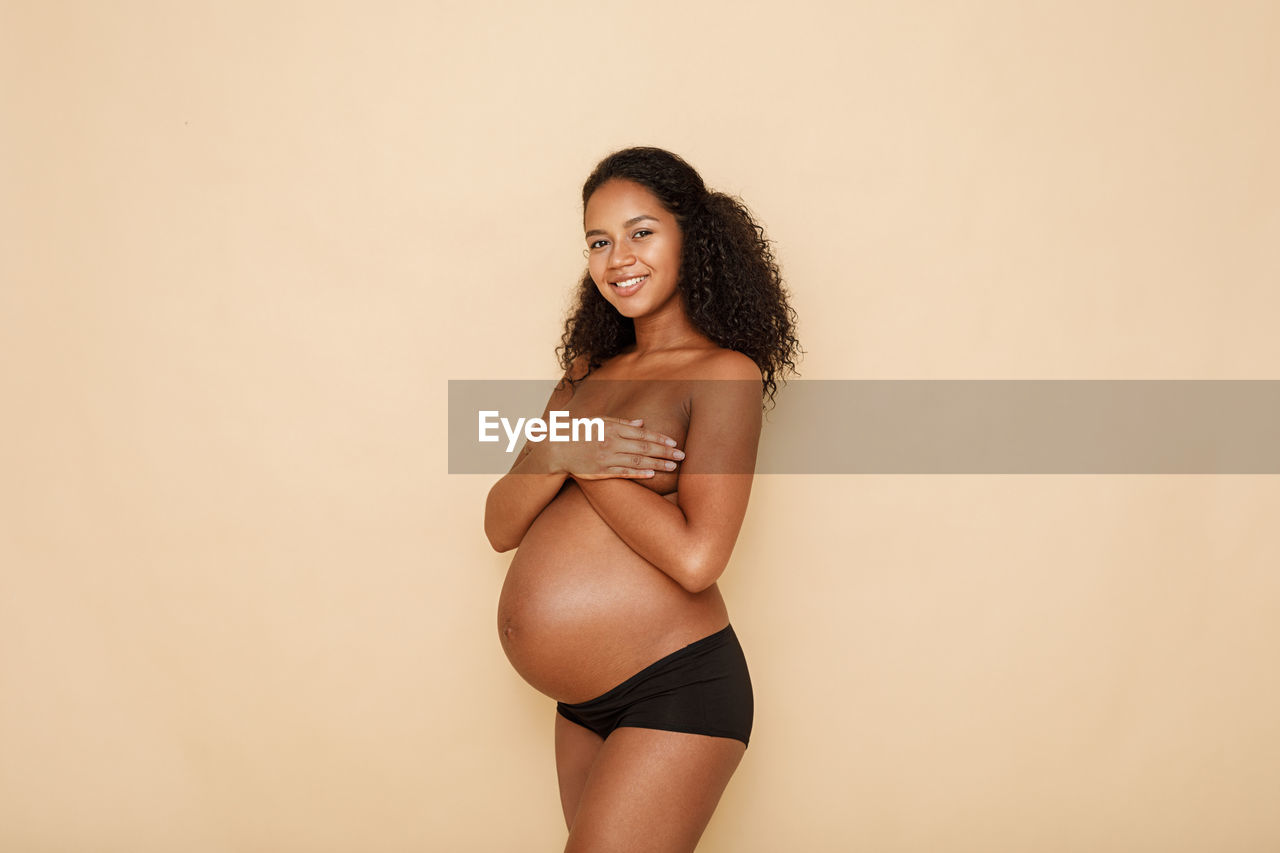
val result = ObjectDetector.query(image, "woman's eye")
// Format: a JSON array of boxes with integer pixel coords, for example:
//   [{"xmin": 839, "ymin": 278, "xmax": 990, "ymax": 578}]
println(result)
[
  {"xmin": 633, "ymin": 230, "xmax": 652, "ymax": 239},
  {"xmin": 588, "ymin": 240, "xmax": 608, "ymax": 250}
]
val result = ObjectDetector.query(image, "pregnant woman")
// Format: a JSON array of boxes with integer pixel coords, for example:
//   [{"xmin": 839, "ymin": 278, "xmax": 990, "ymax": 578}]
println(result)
[{"xmin": 484, "ymin": 147, "xmax": 799, "ymax": 852}]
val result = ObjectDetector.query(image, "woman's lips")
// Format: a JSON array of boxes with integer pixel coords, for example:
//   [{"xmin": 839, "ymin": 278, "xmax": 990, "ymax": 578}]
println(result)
[{"xmin": 610, "ymin": 274, "xmax": 648, "ymax": 296}]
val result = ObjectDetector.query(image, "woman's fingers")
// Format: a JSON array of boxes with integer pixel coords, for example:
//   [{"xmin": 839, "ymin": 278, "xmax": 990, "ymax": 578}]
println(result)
[
  {"xmin": 563, "ymin": 416, "xmax": 682, "ymax": 479},
  {"xmin": 606, "ymin": 466, "xmax": 657, "ymax": 478},
  {"xmin": 624, "ymin": 439, "xmax": 685, "ymax": 460},
  {"xmin": 616, "ymin": 423, "xmax": 680, "ymax": 448},
  {"xmin": 610, "ymin": 452, "xmax": 678, "ymax": 472},
  {"xmin": 598, "ymin": 416, "xmax": 680, "ymax": 450}
]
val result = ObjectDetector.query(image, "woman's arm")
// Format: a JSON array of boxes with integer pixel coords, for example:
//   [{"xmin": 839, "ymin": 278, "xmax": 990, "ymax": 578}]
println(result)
[
  {"xmin": 483, "ymin": 447, "xmax": 568, "ymax": 553},
  {"xmin": 483, "ymin": 360, "xmax": 688, "ymax": 552},
  {"xmin": 573, "ymin": 351, "xmax": 764, "ymax": 593},
  {"xmin": 483, "ymin": 387, "xmax": 573, "ymax": 553}
]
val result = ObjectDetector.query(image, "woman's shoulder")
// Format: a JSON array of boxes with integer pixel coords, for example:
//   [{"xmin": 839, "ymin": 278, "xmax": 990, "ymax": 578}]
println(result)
[
  {"xmin": 547, "ymin": 354, "xmax": 594, "ymax": 404},
  {"xmin": 704, "ymin": 348, "xmax": 762, "ymax": 381},
  {"xmin": 682, "ymin": 346, "xmax": 762, "ymax": 383},
  {"xmin": 562, "ymin": 353, "xmax": 593, "ymax": 382},
  {"xmin": 645, "ymin": 343, "xmax": 762, "ymax": 389},
  {"xmin": 685, "ymin": 348, "xmax": 764, "ymax": 427},
  {"xmin": 585, "ymin": 344, "xmax": 761, "ymax": 383}
]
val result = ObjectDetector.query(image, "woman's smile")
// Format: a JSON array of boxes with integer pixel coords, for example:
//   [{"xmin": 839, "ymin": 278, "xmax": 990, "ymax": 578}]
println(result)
[{"xmin": 609, "ymin": 274, "xmax": 648, "ymax": 296}]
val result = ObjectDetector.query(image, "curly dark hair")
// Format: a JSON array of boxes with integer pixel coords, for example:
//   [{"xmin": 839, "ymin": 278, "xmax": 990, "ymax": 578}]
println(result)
[{"xmin": 556, "ymin": 147, "xmax": 801, "ymax": 407}]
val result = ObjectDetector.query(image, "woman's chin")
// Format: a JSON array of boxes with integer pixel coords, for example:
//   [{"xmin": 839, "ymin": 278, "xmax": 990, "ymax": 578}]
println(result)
[{"xmin": 605, "ymin": 299, "xmax": 646, "ymax": 319}]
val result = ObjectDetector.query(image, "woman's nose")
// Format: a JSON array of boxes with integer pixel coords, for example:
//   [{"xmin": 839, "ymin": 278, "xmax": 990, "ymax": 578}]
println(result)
[{"xmin": 609, "ymin": 241, "xmax": 635, "ymax": 267}]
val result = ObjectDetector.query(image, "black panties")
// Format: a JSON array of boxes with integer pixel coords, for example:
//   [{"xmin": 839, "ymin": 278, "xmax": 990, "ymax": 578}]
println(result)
[{"xmin": 556, "ymin": 624, "xmax": 753, "ymax": 747}]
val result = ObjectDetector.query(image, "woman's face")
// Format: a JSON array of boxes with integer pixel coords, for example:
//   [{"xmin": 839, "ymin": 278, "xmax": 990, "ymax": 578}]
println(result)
[{"xmin": 584, "ymin": 179, "xmax": 683, "ymax": 321}]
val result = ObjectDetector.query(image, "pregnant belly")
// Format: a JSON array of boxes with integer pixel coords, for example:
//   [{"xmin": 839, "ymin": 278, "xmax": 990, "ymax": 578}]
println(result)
[{"xmin": 497, "ymin": 481, "xmax": 728, "ymax": 703}]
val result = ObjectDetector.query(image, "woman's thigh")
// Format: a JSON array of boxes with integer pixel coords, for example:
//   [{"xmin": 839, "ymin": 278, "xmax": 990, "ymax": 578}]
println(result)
[
  {"xmin": 564, "ymin": 727, "xmax": 746, "ymax": 853},
  {"xmin": 555, "ymin": 712, "xmax": 604, "ymax": 830}
]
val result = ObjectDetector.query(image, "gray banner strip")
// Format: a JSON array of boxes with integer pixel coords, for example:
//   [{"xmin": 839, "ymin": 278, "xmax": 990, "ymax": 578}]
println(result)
[{"xmin": 449, "ymin": 380, "xmax": 1280, "ymax": 474}]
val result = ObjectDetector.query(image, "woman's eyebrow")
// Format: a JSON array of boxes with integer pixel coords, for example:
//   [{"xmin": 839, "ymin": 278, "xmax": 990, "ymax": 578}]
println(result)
[{"xmin": 585, "ymin": 214, "xmax": 660, "ymax": 238}]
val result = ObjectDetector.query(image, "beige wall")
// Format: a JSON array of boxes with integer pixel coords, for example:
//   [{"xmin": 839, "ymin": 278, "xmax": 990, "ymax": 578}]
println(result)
[{"xmin": 3, "ymin": 1, "xmax": 1278, "ymax": 850}]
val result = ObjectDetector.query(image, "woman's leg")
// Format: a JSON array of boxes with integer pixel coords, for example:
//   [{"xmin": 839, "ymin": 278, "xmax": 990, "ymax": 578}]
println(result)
[
  {"xmin": 554, "ymin": 712, "xmax": 605, "ymax": 830},
  {"xmin": 563, "ymin": 727, "xmax": 746, "ymax": 853}
]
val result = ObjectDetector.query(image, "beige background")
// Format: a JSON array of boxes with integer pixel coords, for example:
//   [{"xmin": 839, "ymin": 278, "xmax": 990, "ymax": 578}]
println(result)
[{"xmin": 3, "ymin": 1, "xmax": 1279, "ymax": 850}]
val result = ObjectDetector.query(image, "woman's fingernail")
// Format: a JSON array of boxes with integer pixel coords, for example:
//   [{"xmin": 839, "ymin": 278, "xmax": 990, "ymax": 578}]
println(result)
[
  {"xmin": 665, "ymin": 438, "xmax": 677, "ymax": 447},
  {"xmin": 673, "ymin": 450, "xmax": 685, "ymax": 460},
  {"xmin": 665, "ymin": 461, "xmax": 676, "ymax": 470}
]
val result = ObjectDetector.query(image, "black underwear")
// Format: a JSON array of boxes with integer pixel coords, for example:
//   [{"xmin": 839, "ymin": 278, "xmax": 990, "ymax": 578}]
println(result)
[{"xmin": 556, "ymin": 624, "xmax": 753, "ymax": 747}]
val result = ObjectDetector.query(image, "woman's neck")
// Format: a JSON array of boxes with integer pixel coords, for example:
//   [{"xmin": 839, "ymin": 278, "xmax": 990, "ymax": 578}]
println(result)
[{"xmin": 630, "ymin": 301, "xmax": 710, "ymax": 356}]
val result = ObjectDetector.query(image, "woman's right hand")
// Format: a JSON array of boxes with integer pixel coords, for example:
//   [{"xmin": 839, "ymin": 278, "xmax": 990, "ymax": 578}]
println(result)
[{"xmin": 549, "ymin": 416, "xmax": 685, "ymax": 480}]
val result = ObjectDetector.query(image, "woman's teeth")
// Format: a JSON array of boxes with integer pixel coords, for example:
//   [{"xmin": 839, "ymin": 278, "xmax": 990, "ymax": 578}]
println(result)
[{"xmin": 613, "ymin": 275, "xmax": 647, "ymax": 288}]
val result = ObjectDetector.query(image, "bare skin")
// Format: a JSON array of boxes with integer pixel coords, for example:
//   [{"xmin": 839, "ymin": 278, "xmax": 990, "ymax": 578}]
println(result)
[
  {"xmin": 561, "ymin": 723, "xmax": 745, "ymax": 853},
  {"xmin": 485, "ymin": 178, "xmax": 762, "ymax": 850}
]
